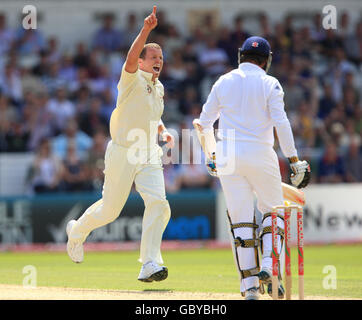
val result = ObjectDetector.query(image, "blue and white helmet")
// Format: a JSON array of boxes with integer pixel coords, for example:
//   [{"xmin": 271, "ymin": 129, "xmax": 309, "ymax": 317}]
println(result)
[{"xmin": 238, "ymin": 36, "xmax": 273, "ymax": 73}]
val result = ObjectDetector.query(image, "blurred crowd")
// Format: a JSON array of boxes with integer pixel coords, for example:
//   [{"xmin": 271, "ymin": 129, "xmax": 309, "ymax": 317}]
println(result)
[{"xmin": 0, "ymin": 9, "xmax": 361, "ymax": 194}]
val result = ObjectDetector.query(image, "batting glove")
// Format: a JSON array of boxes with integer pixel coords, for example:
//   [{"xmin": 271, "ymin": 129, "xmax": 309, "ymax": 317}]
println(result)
[{"xmin": 289, "ymin": 157, "xmax": 311, "ymax": 189}]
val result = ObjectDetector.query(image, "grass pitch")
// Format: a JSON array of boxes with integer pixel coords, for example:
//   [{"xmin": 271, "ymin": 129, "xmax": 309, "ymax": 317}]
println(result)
[{"xmin": 0, "ymin": 244, "xmax": 361, "ymax": 299}]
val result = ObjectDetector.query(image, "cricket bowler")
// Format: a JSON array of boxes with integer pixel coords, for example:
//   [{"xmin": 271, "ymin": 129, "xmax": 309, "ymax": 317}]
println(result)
[{"xmin": 66, "ymin": 6, "xmax": 175, "ymax": 283}]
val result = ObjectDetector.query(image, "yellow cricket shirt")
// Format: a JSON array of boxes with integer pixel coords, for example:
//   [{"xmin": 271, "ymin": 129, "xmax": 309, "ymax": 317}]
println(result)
[{"xmin": 110, "ymin": 65, "xmax": 164, "ymax": 149}]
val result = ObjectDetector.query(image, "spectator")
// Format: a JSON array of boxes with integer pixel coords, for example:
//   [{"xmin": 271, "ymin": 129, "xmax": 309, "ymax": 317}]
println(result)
[
  {"xmin": 58, "ymin": 54, "xmax": 77, "ymax": 84},
  {"xmin": 272, "ymin": 51, "xmax": 292, "ymax": 83},
  {"xmin": 178, "ymin": 86, "xmax": 200, "ymax": 115},
  {"xmin": 100, "ymin": 88, "xmax": 116, "ymax": 122},
  {"xmin": 92, "ymin": 13, "xmax": 122, "ymax": 52},
  {"xmin": 28, "ymin": 92, "xmax": 55, "ymax": 151},
  {"xmin": 0, "ymin": 93, "xmax": 18, "ymax": 130},
  {"xmin": 338, "ymin": 11, "xmax": 353, "ymax": 38},
  {"xmin": 164, "ymin": 25, "xmax": 183, "ymax": 55},
  {"xmin": 182, "ymin": 39, "xmax": 199, "ymax": 64},
  {"xmin": 27, "ymin": 138, "xmax": 64, "ymax": 193},
  {"xmin": 318, "ymin": 83, "xmax": 337, "ymax": 119},
  {"xmin": 343, "ymin": 21, "xmax": 362, "ymax": 65},
  {"xmin": 290, "ymin": 100, "xmax": 316, "ymax": 148},
  {"xmin": 0, "ymin": 63, "xmax": 23, "ymax": 104},
  {"xmin": 68, "ymin": 67, "xmax": 91, "ymax": 93},
  {"xmin": 283, "ymin": 71, "xmax": 305, "ymax": 114},
  {"xmin": 86, "ymin": 50, "xmax": 103, "ymax": 79},
  {"xmin": 32, "ymin": 49, "xmax": 50, "ymax": 77},
  {"xmin": 0, "ymin": 93, "xmax": 19, "ymax": 151},
  {"xmin": 152, "ymin": 9, "xmax": 170, "ymax": 37},
  {"xmin": 178, "ymin": 150, "xmax": 211, "ymax": 189},
  {"xmin": 309, "ymin": 12, "xmax": 325, "ymax": 42},
  {"xmin": 85, "ymin": 129, "xmax": 108, "ymax": 190},
  {"xmin": 42, "ymin": 62, "xmax": 67, "ymax": 94},
  {"xmin": 343, "ymin": 86, "xmax": 359, "ymax": 118},
  {"xmin": 121, "ymin": 13, "xmax": 140, "ymax": 50},
  {"xmin": 344, "ymin": 137, "xmax": 362, "ymax": 182},
  {"xmin": 78, "ymin": 96, "xmax": 108, "ymax": 137},
  {"xmin": 15, "ymin": 28, "xmax": 45, "ymax": 56},
  {"xmin": 46, "ymin": 86, "xmax": 76, "ymax": 133},
  {"xmin": 89, "ymin": 65, "xmax": 114, "ymax": 94},
  {"xmin": 317, "ymin": 142, "xmax": 346, "ymax": 183},
  {"xmin": 20, "ymin": 64, "xmax": 47, "ymax": 95},
  {"xmin": 259, "ymin": 12, "xmax": 272, "ymax": 38},
  {"xmin": 4, "ymin": 121, "xmax": 30, "ymax": 152},
  {"xmin": 73, "ymin": 42, "xmax": 90, "ymax": 68},
  {"xmin": 199, "ymin": 13, "xmax": 219, "ymax": 40},
  {"xmin": 272, "ymin": 23, "xmax": 291, "ymax": 56},
  {"xmin": 189, "ymin": 27, "xmax": 207, "ymax": 56},
  {"xmin": 73, "ymin": 85, "xmax": 91, "ymax": 115},
  {"xmin": 51, "ymin": 118, "xmax": 92, "ymax": 161},
  {"xmin": 161, "ymin": 91, "xmax": 183, "ymax": 129},
  {"xmin": 47, "ymin": 36, "xmax": 61, "ymax": 63},
  {"xmin": 339, "ymin": 118, "xmax": 361, "ymax": 152},
  {"xmin": 108, "ymin": 48, "xmax": 126, "ymax": 82},
  {"xmin": 0, "ymin": 13, "xmax": 15, "ymax": 56},
  {"xmin": 198, "ymin": 36, "xmax": 228, "ymax": 78},
  {"xmin": 62, "ymin": 142, "xmax": 93, "ymax": 191},
  {"xmin": 183, "ymin": 103, "xmax": 202, "ymax": 130},
  {"xmin": 229, "ymin": 15, "xmax": 250, "ymax": 65},
  {"xmin": 343, "ymin": 71, "xmax": 359, "ymax": 102},
  {"xmin": 217, "ymin": 26, "xmax": 235, "ymax": 66},
  {"xmin": 166, "ymin": 49, "xmax": 188, "ymax": 89},
  {"xmin": 320, "ymin": 29, "xmax": 344, "ymax": 58}
]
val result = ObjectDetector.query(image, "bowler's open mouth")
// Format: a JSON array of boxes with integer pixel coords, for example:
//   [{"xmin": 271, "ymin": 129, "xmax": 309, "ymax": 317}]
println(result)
[{"xmin": 153, "ymin": 66, "xmax": 160, "ymax": 73}]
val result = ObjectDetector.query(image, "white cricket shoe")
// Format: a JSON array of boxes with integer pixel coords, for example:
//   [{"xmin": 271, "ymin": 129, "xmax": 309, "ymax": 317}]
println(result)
[
  {"xmin": 66, "ymin": 220, "xmax": 84, "ymax": 263},
  {"xmin": 244, "ymin": 287, "xmax": 260, "ymax": 300},
  {"xmin": 138, "ymin": 261, "xmax": 168, "ymax": 282}
]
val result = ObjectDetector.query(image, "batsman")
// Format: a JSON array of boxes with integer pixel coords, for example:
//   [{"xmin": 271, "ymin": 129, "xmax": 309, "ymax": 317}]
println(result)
[{"xmin": 194, "ymin": 36, "xmax": 311, "ymax": 300}]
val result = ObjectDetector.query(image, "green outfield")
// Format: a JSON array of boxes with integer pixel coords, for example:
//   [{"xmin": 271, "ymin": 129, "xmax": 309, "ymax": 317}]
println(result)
[{"xmin": 0, "ymin": 244, "xmax": 361, "ymax": 299}]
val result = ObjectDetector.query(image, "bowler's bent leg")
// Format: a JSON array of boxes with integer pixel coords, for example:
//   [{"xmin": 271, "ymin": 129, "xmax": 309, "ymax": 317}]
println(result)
[
  {"xmin": 69, "ymin": 142, "xmax": 136, "ymax": 243},
  {"xmin": 135, "ymin": 164, "xmax": 171, "ymax": 266}
]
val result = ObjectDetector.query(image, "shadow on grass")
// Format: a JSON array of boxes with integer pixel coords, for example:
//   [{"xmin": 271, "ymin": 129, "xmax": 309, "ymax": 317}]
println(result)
[{"xmin": 143, "ymin": 289, "xmax": 173, "ymax": 292}]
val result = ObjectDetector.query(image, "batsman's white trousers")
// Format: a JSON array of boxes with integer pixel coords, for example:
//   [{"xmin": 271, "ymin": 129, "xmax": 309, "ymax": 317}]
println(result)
[
  {"xmin": 68, "ymin": 140, "xmax": 171, "ymax": 265},
  {"xmin": 217, "ymin": 140, "xmax": 284, "ymax": 292}
]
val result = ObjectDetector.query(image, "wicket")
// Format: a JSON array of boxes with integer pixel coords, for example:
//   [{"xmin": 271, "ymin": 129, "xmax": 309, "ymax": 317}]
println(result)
[{"xmin": 271, "ymin": 205, "xmax": 304, "ymax": 300}]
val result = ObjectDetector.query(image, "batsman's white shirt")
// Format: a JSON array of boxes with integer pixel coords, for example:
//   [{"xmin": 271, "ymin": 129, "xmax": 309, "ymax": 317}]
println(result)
[
  {"xmin": 199, "ymin": 62, "xmax": 297, "ymax": 292},
  {"xmin": 199, "ymin": 62, "xmax": 297, "ymax": 158},
  {"xmin": 69, "ymin": 66, "xmax": 170, "ymax": 265}
]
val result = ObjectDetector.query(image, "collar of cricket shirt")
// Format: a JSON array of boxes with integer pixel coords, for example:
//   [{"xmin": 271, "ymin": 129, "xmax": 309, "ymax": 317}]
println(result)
[
  {"xmin": 139, "ymin": 68, "xmax": 158, "ymax": 84},
  {"xmin": 239, "ymin": 62, "xmax": 266, "ymax": 74}
]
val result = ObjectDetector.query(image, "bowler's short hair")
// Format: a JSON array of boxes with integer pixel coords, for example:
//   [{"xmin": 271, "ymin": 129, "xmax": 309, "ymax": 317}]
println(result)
[{"xmin": 139, "ymin": 43, "xmax": 162, "ymax": 59}]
